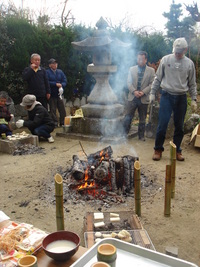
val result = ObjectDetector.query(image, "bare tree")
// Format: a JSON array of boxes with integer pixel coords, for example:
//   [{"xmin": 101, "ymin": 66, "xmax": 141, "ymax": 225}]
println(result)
[{"xmin": 61, "ymin": 0, "xmax": 74, "ymax": 27}]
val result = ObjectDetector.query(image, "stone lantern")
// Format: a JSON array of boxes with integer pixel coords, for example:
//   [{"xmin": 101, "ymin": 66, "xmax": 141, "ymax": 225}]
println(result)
[{"xmin": 71, "ymin": 17, "xmax": 131, "ymax": 138}]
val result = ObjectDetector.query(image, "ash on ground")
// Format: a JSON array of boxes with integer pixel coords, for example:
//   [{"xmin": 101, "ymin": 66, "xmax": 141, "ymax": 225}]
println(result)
[
  {"xmin": 13, "ymin": 144, "xmax": 45, "ymax": 156},
  {"xmin": 44, "ymin": 165, "xmax": 161, "ymax": 209}
]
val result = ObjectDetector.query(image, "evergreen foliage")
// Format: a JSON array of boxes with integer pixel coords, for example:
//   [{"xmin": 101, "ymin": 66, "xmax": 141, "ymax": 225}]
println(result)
[{"xmin": 0, "ymin": 1, "xmax": 199, "ymax": 103}]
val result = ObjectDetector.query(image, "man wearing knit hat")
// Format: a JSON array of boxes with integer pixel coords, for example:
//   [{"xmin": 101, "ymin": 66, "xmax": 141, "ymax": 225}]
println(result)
[
  {"xmin": 16, "ymin": 95, "xmax": 55, "ymax": 143},
  {"xmin": 150, "ymin": 37, "xmax": 197, "ymax": 161}
]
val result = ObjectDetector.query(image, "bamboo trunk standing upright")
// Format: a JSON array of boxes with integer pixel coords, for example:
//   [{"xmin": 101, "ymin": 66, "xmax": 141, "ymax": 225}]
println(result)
[
  {"xmin": 55, "ymin": 173, "xmax": 65, "ymax": 230},
  {"xmin": 134, "ymin": 160, "xmax": 141, "ymax": 217},
  {"xmin": 164, "ymin": 165, "xmax": 172, "ymax": 217},
  {"xmin": 169, "ymin": 141, "xmax": 176, "ymax": 199}
]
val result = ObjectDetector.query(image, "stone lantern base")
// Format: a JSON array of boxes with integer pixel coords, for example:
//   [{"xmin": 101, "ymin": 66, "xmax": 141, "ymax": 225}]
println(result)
[
  {"xmin": 71, "ymin": 116, "xmax": 125, "ymax": 137},
  {"xmin": 81, "ymin": 103, "xmax": 124, "ymax": 119}
]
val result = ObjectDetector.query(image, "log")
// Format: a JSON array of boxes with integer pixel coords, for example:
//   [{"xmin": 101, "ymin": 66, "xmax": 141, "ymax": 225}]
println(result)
[
  {"xmin": 87, "ymin": 146, "xmax": 113, "ymax": 164},
  {"xmin": 71, "ymin": 155, "xmax": 85, "ymax": 180},
  {"xmin": 115, "ymin": 157, "xmax": 124, "ymax": 190},
  {"xmin": 55, "ymin": 173, "xmax": 65, "ymax": 230},
  {"xmin": 94, "ymin": 161, "xmax": 109, "ymax": 180}
]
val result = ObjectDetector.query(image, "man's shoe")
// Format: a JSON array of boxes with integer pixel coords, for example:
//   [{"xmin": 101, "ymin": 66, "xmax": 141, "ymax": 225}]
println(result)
[
  {"xmin": 176, "ymin": 152, "xmax": 184, "ymax": 161},
  {"xmin": 48, "ymin": 136, "xmax": 54, "ymax": 143},
  {"xmin": 139, "ymin": 137, "xmax": 146, "ymax": 141},
  {"xmin": 152, "ymin": 150, "xmax": 162, "ymax": 161}
]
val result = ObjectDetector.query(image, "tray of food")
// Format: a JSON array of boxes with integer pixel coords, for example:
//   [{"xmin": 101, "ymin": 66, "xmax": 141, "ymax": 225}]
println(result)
[
  {"xmin": 71, "ymin": 238, "xmax": 198, "ymax": 267},
  {"xmin": 84, "ymin": 229, "xmax": 155, "ymax": 250}
]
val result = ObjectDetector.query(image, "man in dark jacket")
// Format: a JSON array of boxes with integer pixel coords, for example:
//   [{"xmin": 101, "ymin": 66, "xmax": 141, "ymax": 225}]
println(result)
[
  {"xmin": 16, "ymin": 95, "xmax": 55, "ymax": 143},
  {"xmin": 46, "ymin": 58, "xmax": 67, "ymax": 127},
  {"xmin": 22, "ymin": 53, "xmax": 51, "ymax": 110}
]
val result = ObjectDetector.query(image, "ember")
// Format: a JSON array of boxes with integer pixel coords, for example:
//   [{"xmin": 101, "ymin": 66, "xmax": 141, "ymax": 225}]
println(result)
[{"xmin": 63, "ymin": 146, "xmax": 139, "ymax": 198}]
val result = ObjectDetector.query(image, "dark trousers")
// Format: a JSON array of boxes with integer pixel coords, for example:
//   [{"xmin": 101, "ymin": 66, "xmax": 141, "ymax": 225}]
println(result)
[
  {"xmin": 36, "ymin": 97, "xmax": 48, "ymax": 110},
  {"xmin": 31, "ymin": 125, "xmax": 54, "ymax": 139},
  {"xmin": 154, "ymin": 91, "xmax": 187, "ymax": 153},
  {"xmin": 0, "ymin": 124, "xmax": 12, "ymax": 136},
  {"xmin": 49, "ymin": 97, "xmax": 66, "ymax": 126},
  {"xmin": 123, "ymin": 98, "xmax": 148, "ymax": 138}
]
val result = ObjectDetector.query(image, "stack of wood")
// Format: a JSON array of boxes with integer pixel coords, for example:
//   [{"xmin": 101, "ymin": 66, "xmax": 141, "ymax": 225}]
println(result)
[{"xmin": 68, "ymin": 146, "xmax": 139, "ymax": 195}]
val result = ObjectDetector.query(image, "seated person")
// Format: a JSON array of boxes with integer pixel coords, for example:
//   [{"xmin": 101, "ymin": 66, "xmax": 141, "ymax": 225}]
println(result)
[
  {"xmin": 16, "ymin": 94, "xmax": 55, "ymax": 143},
  {"xmin": 0, "ymin": 92, "xmax": 13, "ymax": 138}
]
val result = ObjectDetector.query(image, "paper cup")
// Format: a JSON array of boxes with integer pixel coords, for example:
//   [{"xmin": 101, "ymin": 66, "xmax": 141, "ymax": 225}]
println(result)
[{"xmin": 18, "ymin": 255, "xmax": 38, "ymax": 267}]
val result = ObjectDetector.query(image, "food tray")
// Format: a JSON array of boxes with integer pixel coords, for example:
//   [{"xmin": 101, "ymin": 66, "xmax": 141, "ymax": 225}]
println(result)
[
  {"xmin": 84, "ymin": 229, "xmax": 155, "ymax": 250},
  {"xmin": 71, "ymin": 238, "xmax": 198, "ymax": 267}
]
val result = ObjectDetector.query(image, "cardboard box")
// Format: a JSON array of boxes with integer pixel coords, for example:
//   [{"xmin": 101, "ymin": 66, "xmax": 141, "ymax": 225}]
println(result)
[{"xmin": 190, "ymin": 123, "xmax": 200, "ymax": 147}]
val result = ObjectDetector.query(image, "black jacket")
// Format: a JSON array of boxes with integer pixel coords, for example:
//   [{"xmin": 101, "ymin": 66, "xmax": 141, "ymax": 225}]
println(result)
[
  {"xmin": 24, "ymin": 104, "xmax": 55, "ymax": 132},
  {"xmin": 22, "ymin": 67, "xmax": 51, "ymax": 98}
]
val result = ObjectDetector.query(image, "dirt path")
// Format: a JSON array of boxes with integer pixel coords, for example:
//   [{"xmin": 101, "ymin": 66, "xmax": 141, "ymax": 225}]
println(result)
[{"xmin": 1, "ymin": 128, "xmax": 200, "ymax": 266}]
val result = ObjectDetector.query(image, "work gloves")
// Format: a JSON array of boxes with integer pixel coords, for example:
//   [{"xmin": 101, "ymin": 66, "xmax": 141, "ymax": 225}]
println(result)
[
  {"xmin": 149, "ymin": 94, "xmax": 155, "ymax": 104},
  {"xmin": 10, "ymin": 114, "xmax": 14, "ymax": 120},
  {"xmin": 59, "ymin": 87, "xmax": 63, "ymax": 95},
  {"xmin": 16, "ymin": 119, "xmax": 24, "ymax": 128},
  {"xmin": 191, "ymin": 100, "xmax": 197, "ymax": 112},
  {"xmin": 59, "ymin": 87, "xmax": 64, "ymax": 100}
]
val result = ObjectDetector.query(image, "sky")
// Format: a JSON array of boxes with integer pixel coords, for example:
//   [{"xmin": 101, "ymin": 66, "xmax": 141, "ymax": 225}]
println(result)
[{"xmin": 5, "ymin": 0, "xmax": 196, "ymax": 32}]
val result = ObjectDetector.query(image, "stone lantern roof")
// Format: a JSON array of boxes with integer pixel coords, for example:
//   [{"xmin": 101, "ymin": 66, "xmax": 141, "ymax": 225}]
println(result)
[{"xmin": 71, "ymin": 17, "xmax": 131, "ymax": 52}]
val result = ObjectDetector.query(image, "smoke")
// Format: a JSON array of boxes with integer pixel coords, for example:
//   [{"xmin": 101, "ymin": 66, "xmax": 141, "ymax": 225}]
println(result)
[{"xmin": 110, "ymin": 39, "xmax": 137, "ymax": 104}]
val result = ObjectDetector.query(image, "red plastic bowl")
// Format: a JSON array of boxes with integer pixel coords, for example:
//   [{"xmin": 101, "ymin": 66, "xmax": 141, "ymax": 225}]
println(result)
[{"xmin": 42, "ymin": 230, "xmax": 80, "ymax": 261}]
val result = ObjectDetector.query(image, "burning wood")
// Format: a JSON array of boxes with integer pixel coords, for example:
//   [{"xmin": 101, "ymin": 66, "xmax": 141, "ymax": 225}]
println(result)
[
  {"xmin": 71, "ymin": 155, "xmax": 85, "ymax": 180},
  {"xmin": 94, "ymin": 161, "xmax": 110, "ymax": 180},
  {"xmin": 67, "ymin": 145, "xmax": 139, "ymax": 198}
]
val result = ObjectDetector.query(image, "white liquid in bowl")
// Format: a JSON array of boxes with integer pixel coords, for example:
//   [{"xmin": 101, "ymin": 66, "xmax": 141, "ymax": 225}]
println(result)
[{"xmin": 46, "ymin": 240, "xmax": 76, "ymax": 253}]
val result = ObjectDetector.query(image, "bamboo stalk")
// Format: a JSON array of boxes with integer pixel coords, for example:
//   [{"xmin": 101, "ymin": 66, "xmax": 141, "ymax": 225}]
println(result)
[
  {"xmin": 169, "ymin": 141, "xmax": 176, "ymax": 198},
  {"xmin": 134, "ymin": 160, "xmax": 141, "ymax": 217},
  {"xmin": 164, "ymin": 165, "xmax": 171, "ymax": 217},
  {"xmin": 55, "ymin": 173, "xmax": 65, "ymax": 230}
]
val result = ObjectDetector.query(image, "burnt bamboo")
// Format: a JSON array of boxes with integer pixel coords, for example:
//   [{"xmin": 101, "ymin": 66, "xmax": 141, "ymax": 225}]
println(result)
[
  {"xmin": 169, "ymin": 141, "xmax": 176, "ymax": 199},
  {"xmin": 134, "ymin": 160, "xmax": 141, "ymax": 217},
  {"xmin": 55, "ymin": 173, "xmax": 65, "ymax": 230},
  {"xmin": 164, "ymin": 165, "xmax": 171, "ymax": 217}
]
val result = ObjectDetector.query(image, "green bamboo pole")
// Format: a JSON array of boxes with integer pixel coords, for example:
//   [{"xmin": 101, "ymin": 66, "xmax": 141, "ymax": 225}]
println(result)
[
  {"xmin": 164, "ymin": 165, "xmax": 172, "ymax": 217},
  {"xmin": 134, "ymin": 160, "xmax": 141, "ymax": 217},
  {"xmin": 55, "ymin": 173, "xmax": 65, "ymax": 230},
  {"xmin": 169, "ymin": 141, "xmax": 176, "ymax": 199}
]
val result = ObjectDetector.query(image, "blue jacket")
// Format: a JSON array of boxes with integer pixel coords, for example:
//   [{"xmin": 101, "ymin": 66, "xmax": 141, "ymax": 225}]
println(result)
[{"xmin": 46, "ymin": 68, "xmax": 67, "ymax": 98}]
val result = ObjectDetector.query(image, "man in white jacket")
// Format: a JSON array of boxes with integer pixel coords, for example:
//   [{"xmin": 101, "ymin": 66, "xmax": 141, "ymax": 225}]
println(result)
[{"xmin": 150, "ymin": 38, "xmax": 197, "ymax": 161}]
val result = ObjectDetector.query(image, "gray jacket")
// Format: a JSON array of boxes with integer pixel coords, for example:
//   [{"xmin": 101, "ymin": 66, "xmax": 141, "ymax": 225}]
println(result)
[
  {"xmin": 151, "ymin": 54, "xmax": 197, "ymax": 100},
  {"xmin": 127, "ymin": 65, "xmax": 155, "ymax": 104}
]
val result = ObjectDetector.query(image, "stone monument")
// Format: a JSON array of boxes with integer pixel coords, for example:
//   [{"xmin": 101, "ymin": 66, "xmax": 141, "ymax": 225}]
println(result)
[{"xmin": 71, "ymin": 17, "xmax": 131, "ymax": 138}]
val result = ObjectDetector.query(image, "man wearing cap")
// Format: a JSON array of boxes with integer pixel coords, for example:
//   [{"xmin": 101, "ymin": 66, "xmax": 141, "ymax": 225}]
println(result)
[
  {"xmin": 16, "ymin": 95, "xmax": 55, "ymax": 143},
  {"xmin": 22, "ymin": 53, "xmax": 51, "ymax": 110},
  {"xmin": 46, "ymin": 59, "xmax": 67, "ymax": 127},
  {"xmin": 150, "ymin": 37, "xmax": 197, "ymax": 161}
]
